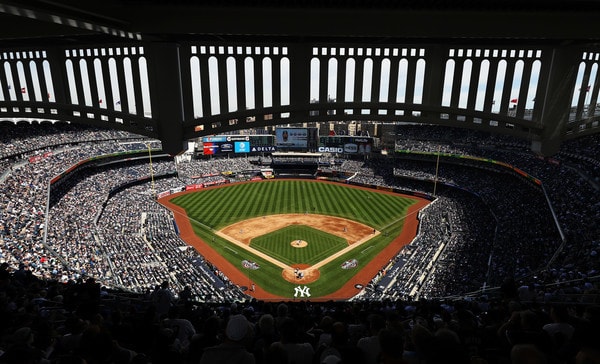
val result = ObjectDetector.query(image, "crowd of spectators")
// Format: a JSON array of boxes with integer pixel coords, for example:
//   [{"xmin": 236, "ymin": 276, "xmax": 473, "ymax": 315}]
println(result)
[
  {"xmin": 0, "ymin": 122, "xmax": 247, "ymax": 305},
  {"xmin": 2, "ymin": 122, "xmax": 599, "ymax": 302},
  {"xmin": 0, "ymin": 120, "xmax": 600, "ymax": 363},
  {"xmin": 333, "ymin": 125, "xmax": 598, "ymax": 304},
  {"xmin": 176, "ymin": 158, "xmax": 257, "ymax": 180},
  {"xmin": 1, "ymin": 123, "xmax": 144, "ymax": 284},
  {"xmin": 363, "ymin": 189, "xmax": 497, "ymax": 301},
  {"xmin": 307, "ymin": 124, "xmax": 598, "ymax": 304},
  {"xmin": 1, "ymin": 263, "xmax": 600, "ymax": 364}
]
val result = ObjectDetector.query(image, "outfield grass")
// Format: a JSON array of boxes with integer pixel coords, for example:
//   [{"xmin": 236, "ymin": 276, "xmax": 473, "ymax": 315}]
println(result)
[{"xmin": 170, "ymin": 180, "xmax": 418, "ymax": 299}]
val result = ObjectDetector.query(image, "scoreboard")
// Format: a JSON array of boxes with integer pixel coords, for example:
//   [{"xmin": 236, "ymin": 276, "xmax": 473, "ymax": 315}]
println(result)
[
  {"xmin": 201, "ymin": 135, "xmax": 275, "ymax": 155},
  {"xmin": 318, "ymin": 135, "xmax": 374, "ymax": 154}
]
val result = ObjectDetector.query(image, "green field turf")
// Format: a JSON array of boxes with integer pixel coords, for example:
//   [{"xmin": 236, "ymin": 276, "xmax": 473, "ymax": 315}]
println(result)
[
  {"xmin": 250, "ymin": 225, "xmax": 348, "ymax": 266},
  {"xmin": 169, "ymin": 180, "xmax": 418, "ymax": 299}
]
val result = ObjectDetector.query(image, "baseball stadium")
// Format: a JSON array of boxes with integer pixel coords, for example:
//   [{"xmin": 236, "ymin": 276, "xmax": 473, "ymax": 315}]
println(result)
[{"xmin": 0, "ymin": 1, "xmax": 599, "ymax": 363}]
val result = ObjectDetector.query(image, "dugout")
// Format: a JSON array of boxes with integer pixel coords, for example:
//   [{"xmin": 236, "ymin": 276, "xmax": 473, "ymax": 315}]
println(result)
[{"xmin": 271, "ymin": 151, "xmax": 322, "ymax": 177}]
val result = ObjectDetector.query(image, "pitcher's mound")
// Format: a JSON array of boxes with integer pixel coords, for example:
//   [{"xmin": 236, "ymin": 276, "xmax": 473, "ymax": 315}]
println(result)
[{"xmin": 291, "ymin": 240, "xmax": 308, "ymax": 248}]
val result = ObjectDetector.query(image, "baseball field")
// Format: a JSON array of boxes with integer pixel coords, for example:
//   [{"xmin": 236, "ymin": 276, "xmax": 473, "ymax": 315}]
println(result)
[{"xmin": 159, "ymin": 179, "xmax": 429, "ymax": 301}]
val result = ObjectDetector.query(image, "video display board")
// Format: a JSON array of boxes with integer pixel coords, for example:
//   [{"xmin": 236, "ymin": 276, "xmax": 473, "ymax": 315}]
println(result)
[
  {"xmin": 275, "ymin": 128, "xmax": 308, "ymax": 148},
  {"xmin": 318, "ymin": 136, "xmax": 374, "ymax": 154},
  {"xmin": 275, "ymin": 127, "xmax": 319, "ymax": 151},
  {"xmin": 201, "ymin": 135, "xmax": 275, "ymax": 155},
  {"xmin": 202, "ymin": 135, "xmax": 250, "ymax": 155}
]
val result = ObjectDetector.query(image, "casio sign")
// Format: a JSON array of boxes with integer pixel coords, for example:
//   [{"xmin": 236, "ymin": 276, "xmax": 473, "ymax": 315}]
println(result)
[{"xmin": 318, "ymin": 146, "xmax": 344, "ymax": 153}]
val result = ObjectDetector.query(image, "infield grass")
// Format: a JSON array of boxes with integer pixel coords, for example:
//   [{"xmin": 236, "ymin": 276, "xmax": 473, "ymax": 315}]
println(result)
[
  {"xmin": 169, "ymin": 180, "xmax": 418, "ymax": 299},
  {"xmin": 251, "ymin": 225, "xmax": 347, "ymax": 266}
]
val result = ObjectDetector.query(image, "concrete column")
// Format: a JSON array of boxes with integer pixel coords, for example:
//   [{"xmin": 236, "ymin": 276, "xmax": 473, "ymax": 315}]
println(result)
[
  {"xmin": 532, "ymin": 45, "xmax": 582, "ymax": 156},
  {"xmin": 44, "ymin": 48, "xmax": 69, "ymax": 105},
  {"xmin": 422, "ymin": 46, "xmax": 445, "ymax": 114},
  {"xmin": 335, "ymin": 55, "xmax": 347, "ymax": 116},
  {"xmin": 145, "ymin": 43, "xmax": 185, "ymax": 156},
  {"xmin": 217, "ymin": 54, "xmax": 229, "ymax": 114},
  {"xmin": 288, "ymin": 44, "xmax": 311, "ymax": 121}
]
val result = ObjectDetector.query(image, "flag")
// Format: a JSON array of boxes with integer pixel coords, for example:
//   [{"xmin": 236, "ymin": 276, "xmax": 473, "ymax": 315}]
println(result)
[
  {"xmin": 21, "ymin": 87, "xmax": 26, "ymax": 94},
  {"xmin": 510, "ymin": 98, "xmax": 518, "ymax": 103}
]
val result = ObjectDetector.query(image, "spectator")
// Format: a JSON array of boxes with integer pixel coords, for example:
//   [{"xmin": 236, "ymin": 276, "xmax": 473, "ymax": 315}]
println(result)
[
  {"xmin": 274, "ymin": 317, "xmax": 314, "ymax": 364},
  {"xmin": 163, "ymin": 306, "xmax": 196, "ymax": 351},
  {"xmin": 199, "ymin": 314, "xmax": 255, "ymax": 364},
  {"xmin": 154, "ymin": 281, "xmax": 175, "ymax": 319},
  {"xmin": 357, "ymin": 314, "xmax": 386, "ymax": 364}
]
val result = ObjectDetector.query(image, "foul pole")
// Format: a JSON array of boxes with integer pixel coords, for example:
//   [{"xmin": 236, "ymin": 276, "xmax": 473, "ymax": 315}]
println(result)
[
  {"xmin": 147, "ymin": 142, "xmax": 156, "ymax": 199},
  {"xmin": 433, "ymin": 146, "xmax": 441, "ymax": 196}
]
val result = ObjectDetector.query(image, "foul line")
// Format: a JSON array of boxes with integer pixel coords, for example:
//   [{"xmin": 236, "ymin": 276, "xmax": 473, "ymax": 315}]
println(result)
[
  {"xmin": 224, "ymin": 246, "xmax": 238, "ymax": 255},
  {"xmin": 214, "ymin": 230, "xmax": 291, "ymax": 270}
]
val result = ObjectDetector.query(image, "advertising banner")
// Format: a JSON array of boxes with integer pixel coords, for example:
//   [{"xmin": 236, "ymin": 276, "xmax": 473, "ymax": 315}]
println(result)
[
  {"xmin": 202, "ymin": 136, "xmax": 228, "ymax": 143},
  {"xmin": 344, "ymin": 143, "xmax": 358, "ymax": 153},
  {"xmin": 220, "ymin": 143, "xmax": 234, "ymax": 153},
  {"xmin": 251, "ymin": 146, "xmax": 277, "ymax": 152},
  {"xmin": 202, "ymin": 135, "xmax": 252, "ymax": 155},
  {"xmin": 319, "ymin": 136, "xmax": 373, "ymax": 154},
  {"xmin": 203, "ymin": 142, "xmax": 218, "ymax": 155},
  {"xmin": 157, "ymin": 191, "xmax": 170, "ymax": 199},
  {"xmin": 185, "ymin": 184, "xmax": 205, "ymax": 191},
  {"xmin": 234, "ymin": 141, "xmax": 250, "ymax": 153}
]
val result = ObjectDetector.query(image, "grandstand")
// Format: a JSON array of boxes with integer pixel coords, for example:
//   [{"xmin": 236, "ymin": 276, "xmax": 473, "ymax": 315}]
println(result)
[
  {"xmin": 1, "ymin": 121, "xmax": 598, "ymax": 297},
  {"xmin": 1, "ymin": 1, "xmax": 600, "ymax": 363},
  {"xmin": 1, "ymin": 120, "xmax": 599, "ymax": 363}
]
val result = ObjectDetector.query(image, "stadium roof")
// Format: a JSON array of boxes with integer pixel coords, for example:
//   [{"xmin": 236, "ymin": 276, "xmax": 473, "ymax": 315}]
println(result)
[{"xmin": 1, "ymin": 0, "xmax": 600, "ymax": 46}]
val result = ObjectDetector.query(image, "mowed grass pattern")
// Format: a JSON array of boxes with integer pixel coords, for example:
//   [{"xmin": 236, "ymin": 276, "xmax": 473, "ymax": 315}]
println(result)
[
  {"xmin": 250, "ymin": 225, "xmax": 347, "ymax": 266},
  {"xmin": 172, "ymin": 180, "xmax": 413, "ymax": 229},
  {"xmin": 169, "ymin": 180, "xmax": 418, "ymax": 299}
]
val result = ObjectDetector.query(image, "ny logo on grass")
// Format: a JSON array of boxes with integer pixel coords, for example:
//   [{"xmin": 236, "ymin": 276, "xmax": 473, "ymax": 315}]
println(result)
[{"xmin": 294, "ymin": 286, "xmax": 311, "ymax": 298}]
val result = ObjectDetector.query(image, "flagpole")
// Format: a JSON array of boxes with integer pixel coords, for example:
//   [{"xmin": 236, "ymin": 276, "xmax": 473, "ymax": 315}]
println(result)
[{"xmin": 433, "ymin": 145, "xmax": 441, "ymax": 196}]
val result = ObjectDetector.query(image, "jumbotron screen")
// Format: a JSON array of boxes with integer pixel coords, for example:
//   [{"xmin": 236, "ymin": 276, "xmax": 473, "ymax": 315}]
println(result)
[
  {"xmin": 275, "ymin": 128, "xmax": 308, "ymax": 148},
  {"xmin": 275, "ymin": 127, "xmax": 319, "ymax": 151}
]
